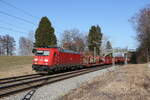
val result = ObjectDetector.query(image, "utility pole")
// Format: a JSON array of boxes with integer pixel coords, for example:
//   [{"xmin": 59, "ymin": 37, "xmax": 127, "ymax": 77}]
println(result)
[
  {"xmin": 94, "ymin": 47, "xmax": 96, "ymax": 57},
  {"xmin": 112, "ymin": 49, "xmax": 115, "ymax": 66},
  {"xmin": 92, "ymin": 41, "xmax": 101, "ymax": 56},
  {"xmin": 147, "ymin": 48, "xmax": 150, "ymax": 68},
  {"xmin": 124, "ymin": 53, "xmax": 128, "ymax": 65},
  {"xmin": 124, "ymin": 47, "xmax": 128, "ymax": 65},
  {"xmin": 147, "ymin": 48, "xmax": 149, "ymax": 63}
]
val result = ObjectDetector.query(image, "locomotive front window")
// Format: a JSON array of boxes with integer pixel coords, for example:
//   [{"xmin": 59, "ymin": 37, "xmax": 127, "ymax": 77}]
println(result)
[{"xmin": 35, "ymin": 50, "xmax": 50, "ymax": 56}]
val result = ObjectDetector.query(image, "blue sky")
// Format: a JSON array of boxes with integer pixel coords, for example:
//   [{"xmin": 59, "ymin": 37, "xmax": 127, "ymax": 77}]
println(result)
[{"xmin": 0, "ymin": 0, "xmax": 150, "ymax": 49}]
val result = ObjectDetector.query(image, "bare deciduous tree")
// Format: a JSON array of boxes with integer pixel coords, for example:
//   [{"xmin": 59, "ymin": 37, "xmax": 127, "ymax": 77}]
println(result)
[
  {"xmin": 19, "ymin": 37, "xmax": 33, "ymax": 56},
  {"xmin": 131, "ymin": 6, "xmax": 150, "ymax": 63},
  {"xmin": 28, "ymin": 30, "xmax": 35, "ymax": 42},
  {"xmin": 100, "ymin": 36, "xmax": 111, "ymax": 55},
  {"xmin": 19, "ymin": 31, "xmax": 34, "ymax": 56},
  {"xmin": 61, "ymin": 29, "xmax": 86, "ymax": 52},
  {"xmin": 0, "ymin": 35, "xmax": 4, "ymax": 55},
  {"xmin": 0, "ymin": 34, "xmax": 16, "ymax": 55}
]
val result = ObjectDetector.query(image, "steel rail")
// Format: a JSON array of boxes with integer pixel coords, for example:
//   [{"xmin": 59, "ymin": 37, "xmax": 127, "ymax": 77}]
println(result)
[
  {"xmin": 0, "ymin": 74, "xmax": 40, "ymax": 81},
  {"xmin": 0, "ymin": 65, "xmax": 111, "ymax": 98},
  {"xmin": 0, "ymin": 66, "xmax": 107, "ymax": 89},
  {"xmin": 0, "ymin": 75, "xmax": 44, "ymax": 84}
]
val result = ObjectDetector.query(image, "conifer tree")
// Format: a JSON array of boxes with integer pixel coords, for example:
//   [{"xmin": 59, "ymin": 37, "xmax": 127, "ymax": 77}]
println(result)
[
  {"xmin": 88, "ymin": 25, "xmax": 102, "ymax": 55},
  {"xmin": 35, "ymin": 16, "xmax": 57, "ymax": 47},
  {"xmin": 106, "ymin": 41, "xmax": 112, "ymax": 50}
]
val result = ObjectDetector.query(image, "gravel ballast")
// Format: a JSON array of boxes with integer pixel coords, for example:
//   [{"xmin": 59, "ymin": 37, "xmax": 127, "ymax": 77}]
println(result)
[{"xmin": 1, "ymin": 65, "xmax": 120, "ymax": 100}]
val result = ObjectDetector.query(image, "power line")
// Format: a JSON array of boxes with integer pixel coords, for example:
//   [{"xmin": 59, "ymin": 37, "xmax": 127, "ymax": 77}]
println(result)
[
  {"xmin": 0, "ymin": 26, "xmax": 27, "ymax": 33},
  {"xmin": 0, "ymin": 0, "xmax": 39, "ymax": 19},
  {"xmin": 0, "ymin": 0, "xmax": 65, "ymax": 33},
  {"xmin": 0, "ymin": 10, "xmax": 36, "ymax": 25},
  {"xmin": 0, "ymin": 19, "xmax": 28, "ymax": 30}
]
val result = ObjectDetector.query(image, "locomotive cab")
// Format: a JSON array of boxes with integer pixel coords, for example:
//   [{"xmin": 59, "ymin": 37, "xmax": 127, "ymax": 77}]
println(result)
[{"xmin": 32, "ymin": 47, "xmax": 58, "ymax": 72}]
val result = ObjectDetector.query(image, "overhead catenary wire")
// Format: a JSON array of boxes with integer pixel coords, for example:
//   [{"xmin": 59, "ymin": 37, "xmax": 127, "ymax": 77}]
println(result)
[
  {"xmin": 0, "ymin": 0, "xmax": 64, "ymax": 37},
  {"xmin": 0, "ymin": 26, "xmax": 27, "ymax": 34},
  {"xmin": 0, "ymin": 0, "xmax": 64, "ymax": 33},
  {"xmin": 0, "ymin": 0, "xmax": 69, "ymax": 33},
  {"xmin": 0, "ymin": 10, "xmax": 64, "ymax": 35},
  {"xmin": 0, "ymin": 10, "xmax": 36, "ymax": 25},
  {"xmin": 0, "ymin": 0, "xmax": 39, "ymax": 19},
  {"xmin": 0, "ymin": 19, "xmax": 28, "ymax": 31}
]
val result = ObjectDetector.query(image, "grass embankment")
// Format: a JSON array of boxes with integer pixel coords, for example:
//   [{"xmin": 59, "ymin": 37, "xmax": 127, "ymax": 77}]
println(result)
[
  {"xmin": 0, "ymin": 56, "xmax": 35, "ymax": 78},
  {"xmin": 60, "ymin": 64, "xmax": 150, "ymax": 100}
]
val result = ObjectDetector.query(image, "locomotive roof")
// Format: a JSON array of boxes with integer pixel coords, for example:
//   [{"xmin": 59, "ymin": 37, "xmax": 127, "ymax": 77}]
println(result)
[
  {"xmin": 34, "ymin": 46, "xmax": 80, "ymax": 54},
  {"xmin": 36, "ymin": 46, "xmax": 59, "ymax": 48},
  {"xmin": 58, "ymin": 48, "xmax": 80, "ymax": 54}
]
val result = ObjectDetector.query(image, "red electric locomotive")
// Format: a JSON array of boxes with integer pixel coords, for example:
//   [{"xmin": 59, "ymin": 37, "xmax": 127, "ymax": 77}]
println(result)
[
  {"xmin": 32, "ymin": 47, "xmax": 127, "ymax": 73},
  {"xmin": 32, "ymin": 47, "xmax": 82, "ymax": 73}
]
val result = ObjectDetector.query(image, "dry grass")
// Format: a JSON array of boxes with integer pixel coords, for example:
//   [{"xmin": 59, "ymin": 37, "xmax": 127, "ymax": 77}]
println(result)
[
  {"xmin": 0, "ymin": 56, "xmax": 35, "ymax": 78},
  {"xmin": 60, "ymin": 64, "xmax": 150, "ymax": 100}
]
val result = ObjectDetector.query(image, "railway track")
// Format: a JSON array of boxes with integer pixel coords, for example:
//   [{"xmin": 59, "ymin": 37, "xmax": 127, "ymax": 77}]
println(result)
[
  {"xmin": 0, "ymin": 65, "xmax": 111, "ymax": 98},
  {"xmin": 0, "ymin": 74, "xmax": 42, "ymax": 84}
]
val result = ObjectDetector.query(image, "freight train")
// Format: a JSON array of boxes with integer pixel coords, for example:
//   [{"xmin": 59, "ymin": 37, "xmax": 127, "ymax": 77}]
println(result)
[{"xmin": 32, "ymin": 47, "xmax": 127, "ymax": 73}]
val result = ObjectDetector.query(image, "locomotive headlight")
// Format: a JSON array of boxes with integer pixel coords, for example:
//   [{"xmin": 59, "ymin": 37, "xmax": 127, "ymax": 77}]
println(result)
[
  {"xmin": 44, "ymin": 59, "xmax": 48, "ymax": 62},
  {"xmin": 34, "ymin": 58, "xmax": 38, "ymax": 61},
  {"xmin": 45, "ymin": 63, "xmax": 48, "ymax": 65}
]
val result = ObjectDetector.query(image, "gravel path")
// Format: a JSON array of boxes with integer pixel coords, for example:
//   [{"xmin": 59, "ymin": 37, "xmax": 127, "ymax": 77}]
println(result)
[{"xmin": 1, "ymin": 65, "xmax": 121, "ymax": 100}]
